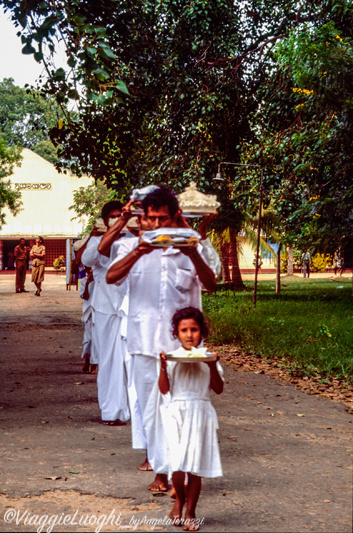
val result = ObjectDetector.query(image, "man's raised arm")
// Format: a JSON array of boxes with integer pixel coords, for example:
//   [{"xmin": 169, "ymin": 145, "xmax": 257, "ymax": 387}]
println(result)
[{"xmin": 98, "ymin": 201, "xmax": 133, "ymax": 258}]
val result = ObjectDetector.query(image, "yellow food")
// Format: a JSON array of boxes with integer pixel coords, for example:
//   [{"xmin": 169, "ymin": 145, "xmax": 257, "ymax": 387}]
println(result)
[
  {"xmin": 154, "ymin": 235, "xmax": 174, "ymax": 243},
  {"xmin": 187, "ymin": 237, "xmax": 199, "ymax": 244}
]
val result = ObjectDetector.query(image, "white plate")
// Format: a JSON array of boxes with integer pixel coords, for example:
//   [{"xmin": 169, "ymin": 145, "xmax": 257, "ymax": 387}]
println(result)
[
  {"xmin": 165, "ymin": 352, "xmax": 217, "ymax": 362},
  {"xmin": 141, "ymin": 228, "xmax": 201, "ymax": 247}
]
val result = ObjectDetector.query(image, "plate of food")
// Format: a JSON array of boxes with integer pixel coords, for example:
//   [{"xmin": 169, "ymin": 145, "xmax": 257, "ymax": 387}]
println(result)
[
  {"xmin": 165, "ymin": 346, "xmax": 217, "ymax": 362},
  {"xmin": 141, "ymin": 228, "xmax": 201, "ymax": 247}
]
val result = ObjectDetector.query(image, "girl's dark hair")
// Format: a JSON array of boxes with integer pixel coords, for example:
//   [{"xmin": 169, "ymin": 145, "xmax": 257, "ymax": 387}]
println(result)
[
  {"xmin": 142, "ymin": 186, "xmax": 179, "ymax": 218},
  {"xmin": 171, "ymin": 306, "xmax": 209, "ymax": 339},
  {"xmin": 37, "ymin": 236, "xmax": 44, "ymax": 244}
]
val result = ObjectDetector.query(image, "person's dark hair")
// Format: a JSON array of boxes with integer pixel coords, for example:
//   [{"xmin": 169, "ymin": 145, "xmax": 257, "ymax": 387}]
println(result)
[
  {"xmin": 171, "ymin": 306, "xmax": 209, "ymax": 340},
  {"xmin": 101, "ymin": 200, "xmax": 123, "ymax": 221},
  {"xmin": 142, "ymin": 186, "xmax": 179, "ymax": 218},
  {"xmin": 37, "ymin": 236, "xmax": 44, "ymax": 245}
]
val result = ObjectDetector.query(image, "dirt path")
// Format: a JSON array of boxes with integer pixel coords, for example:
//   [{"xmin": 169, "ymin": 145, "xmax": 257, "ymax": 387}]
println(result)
[{"xmin": 0, "ymin": 273, "xmax": 352, "ymax": 532}]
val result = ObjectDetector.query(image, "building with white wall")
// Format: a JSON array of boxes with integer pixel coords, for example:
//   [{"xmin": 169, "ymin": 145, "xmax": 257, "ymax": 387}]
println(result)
[{"xmin": 0, "ymin": 148, "xmax": 93, "ymax": 270}]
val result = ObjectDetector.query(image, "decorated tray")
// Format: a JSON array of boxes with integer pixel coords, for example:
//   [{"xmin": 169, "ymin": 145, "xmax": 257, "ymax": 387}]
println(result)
[
  {"xmin": 165, "ymin": 347, "xmax": 217, "ymax": 362},
  {"xmin": 141, "ymin": 227, "xmax": 201, "ymax": 247},
  {"xmin": 166, "ymin": 353, "xmax": 217, "ymax": 362}
]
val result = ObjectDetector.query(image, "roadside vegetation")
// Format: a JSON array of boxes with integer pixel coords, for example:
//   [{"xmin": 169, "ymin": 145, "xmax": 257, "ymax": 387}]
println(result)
[{"xmin": 203, "ymin": 278, "xmax": 353, "ymax": 384}]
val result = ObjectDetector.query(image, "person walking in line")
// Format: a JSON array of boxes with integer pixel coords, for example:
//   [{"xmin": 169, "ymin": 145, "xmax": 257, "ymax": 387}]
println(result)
[
  {"xmin": 14, "ymin": 238, "xmax": 30, "ymax": 293},
  {"xmin": 82, "ymin": 200, "xmax": 131, "ymax": 426},
  {"xmin": 30, "ymin": 236, "xmax": 46, "ymax": 296},
  {"xmin": 158, "ymin": 307, "xmax": 223, "ymax": 531},
  {"xmin": 301, "ymin": 249, "xmax": 311, "ymax": 278}
]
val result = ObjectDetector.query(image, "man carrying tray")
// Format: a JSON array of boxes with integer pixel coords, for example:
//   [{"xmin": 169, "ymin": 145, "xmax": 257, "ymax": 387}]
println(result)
[{"xmin": 106, "ymin": 186, "xmax": 217, "ymax": 492}]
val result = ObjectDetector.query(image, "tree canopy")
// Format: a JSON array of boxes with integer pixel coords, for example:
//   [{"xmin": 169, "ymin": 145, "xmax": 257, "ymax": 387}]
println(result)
[
  {"xmin": 0, "ymin": 77, "xmax": 64, "ymax": 164},
  {"xmin": 2, "ymin": 0, "xmax": 352, "ymax": 253}
]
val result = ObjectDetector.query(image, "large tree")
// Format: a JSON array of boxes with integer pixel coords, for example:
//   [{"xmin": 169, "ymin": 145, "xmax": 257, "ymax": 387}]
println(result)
[
  {"xmin": 239, "ymin": 14, "xmax": 353, "ymax": 255},
  {"xmin": 0, "ymin": 77, "xmax": 64, "ymax": 164},
  {"xmin": 3, "ymin": 0, "xmax": 351, "ymax": 281}
]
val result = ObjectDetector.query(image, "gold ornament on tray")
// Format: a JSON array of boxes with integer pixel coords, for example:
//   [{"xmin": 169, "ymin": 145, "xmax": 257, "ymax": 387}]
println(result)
[{"xmin": 177, "ymin": 181, "xmax": 221, "ymax": 217}]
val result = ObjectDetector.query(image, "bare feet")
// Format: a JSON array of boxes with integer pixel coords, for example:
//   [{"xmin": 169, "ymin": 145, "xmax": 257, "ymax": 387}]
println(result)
[
  {"xmin": 170, "ymin": 485, "xmax": 176, "ymax": 499},
  {"xmin": 82, "ymin": 356, "xmax": 90, "ymax": 373},
  {"xmin": 90, "ymin": 364, "xmax": 98, "ymax": 374},
  {"xmin": 102, "ymin": 419, "xmax": 127, "ymax": 426},
  {"xmin": 183, "ymin": 518, "xmax": 199, "ymax": 531},
  {"xmin": 169, "ymin": 501, "xmax": 184, "ymax": 526},
  {"xmin": 148, "ymin": 473, "xmax": 169, "ymax": 492},
  {"xmin": 137, "ymin": 458, "xmax": 153, "ymax": 471}
]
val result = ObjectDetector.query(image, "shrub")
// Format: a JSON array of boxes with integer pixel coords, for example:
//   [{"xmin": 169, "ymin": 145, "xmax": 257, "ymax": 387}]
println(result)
[{"xmin": 311, "ymin": 253, "xmax": 331, "ymax": 272}]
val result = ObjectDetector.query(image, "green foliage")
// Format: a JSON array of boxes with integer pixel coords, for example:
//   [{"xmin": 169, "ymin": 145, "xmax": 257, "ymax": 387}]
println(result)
[
  {"xmin": 3, "ymin": 0, "xmax": 353, "ymax": 250},
  {"xmin": 203, "ymin": 279, "xmax": 353, "ymax": 383},
  {"xmin": 241, "ymin": 10, "xmax": 353, "ymax": 252},
  {"xmin": 0, "ymin": 78, "xmax": 63, "ymax": 164},
  {"xmin": 0, "ymin": 136, "xmax": 22, "ymax": 227},
  {"xmin": 69, "ymin": 180, "xmax": 117, "ymax": 234},
  {"xmin": 311, "ymin": 253, "xmax": 332, "ymax": 272}
]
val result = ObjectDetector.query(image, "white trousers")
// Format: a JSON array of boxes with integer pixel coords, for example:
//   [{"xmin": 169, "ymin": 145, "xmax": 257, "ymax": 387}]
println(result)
[
  {"xmin": 90, "ymin": 310, "xmax": 98, "ymax": 364},
  {"xmin": 128, "ymin": 354, "xmax": 158, "ymax": 450},
  {"xmin": 94, "ymin": 311, "xmax": 130, "ymax": 422},
  {"xmin": 81, "ymin": 316, "xmax": 92, "ymax": 358}
]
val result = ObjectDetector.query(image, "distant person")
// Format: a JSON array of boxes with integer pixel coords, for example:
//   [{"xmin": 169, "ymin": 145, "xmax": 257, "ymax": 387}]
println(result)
[
  {"xmin": 14, "ymin": 238, "xmax": 30, "ymax": 293},
  {"xmin": 80, "ymin": 267, "xmax": 95, "ymax": 373},
  {"xmin": 301, "ymin": 249, "xmax": 311, "ymax": 278},
  {"xmin": 30, "ymin": 236, "xmax": 46, "ymax": 296},
  {"xmin": 333, "ymin": 249, "xmax": 344, "ymax": 277}
]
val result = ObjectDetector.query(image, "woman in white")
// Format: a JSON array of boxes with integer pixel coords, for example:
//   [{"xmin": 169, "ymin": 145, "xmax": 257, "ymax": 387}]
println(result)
[{"xmin": 158, "ymin": 307, "xmax": 223, "ymax": 532}]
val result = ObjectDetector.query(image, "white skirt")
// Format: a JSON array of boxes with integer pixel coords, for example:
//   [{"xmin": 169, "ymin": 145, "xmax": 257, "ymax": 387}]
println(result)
[{"xmin": 161, "ymin": 398, "xmax": 222, "ymax": 479}]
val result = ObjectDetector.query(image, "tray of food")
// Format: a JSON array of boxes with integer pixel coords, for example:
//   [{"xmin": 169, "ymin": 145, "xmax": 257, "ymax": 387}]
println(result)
[
  {"xmin": 141, "ymin": 228, "xmax": 201, "ymax": 247},
  {"xmin": 165, "ymin": 347, "xmax": 217, "ymax": 362}
]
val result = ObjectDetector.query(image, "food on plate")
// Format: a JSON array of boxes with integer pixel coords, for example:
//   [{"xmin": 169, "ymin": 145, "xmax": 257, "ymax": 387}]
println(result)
[
  {"xmin": 169, "ymin": 346, "xmax": 209, "ymax": 358},
  {"xmin": 153, "ymin": 234, "xmax": 174, "ymax": 243}
]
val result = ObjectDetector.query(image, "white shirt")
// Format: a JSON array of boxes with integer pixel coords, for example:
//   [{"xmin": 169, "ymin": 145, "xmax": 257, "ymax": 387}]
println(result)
[
  {"xmin": 110, "ymin": 237, "xmax": 207, "ymax": 357},
  {"xmin": 82, "ymin": 236, "xmax": 125, "ymax": 315}
]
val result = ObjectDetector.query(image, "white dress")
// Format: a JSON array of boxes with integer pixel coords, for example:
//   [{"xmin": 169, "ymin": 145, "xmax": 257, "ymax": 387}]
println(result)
[{"xmin": 161, "ymin": 359, "xmax": 223, "ymax": 479}]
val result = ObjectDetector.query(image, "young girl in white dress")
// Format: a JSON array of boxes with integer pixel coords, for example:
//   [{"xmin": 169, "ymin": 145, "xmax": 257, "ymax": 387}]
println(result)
[{"xmin": 159, "ymin": 306, "xmax": 223, "ymax": 531}]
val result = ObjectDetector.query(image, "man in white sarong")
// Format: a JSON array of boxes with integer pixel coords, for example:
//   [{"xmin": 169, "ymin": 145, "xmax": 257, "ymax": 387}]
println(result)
[
  {"xmin": 82, "ymin": 201, "xmax": 130, "ymax": 425},
  {"xmin": 106, "ymin": 187, "xmax": 218, "ymax": 491}
]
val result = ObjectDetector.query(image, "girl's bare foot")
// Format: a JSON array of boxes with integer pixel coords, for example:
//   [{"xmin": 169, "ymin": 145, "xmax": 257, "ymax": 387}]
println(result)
[
  {"xmin": 170, "ymin": 485, "xmax": 176, "ymax": 499},
  {"xmin": 90, "ymin": 364, "xmax": 98, "ymax": 374},
  {"xmin": 169, "ymin": 501, "xmax": 184, "ymax": 526},
  {"xmin": 183, "ymin": 516, "xmax": 199, "ymax": 531}
]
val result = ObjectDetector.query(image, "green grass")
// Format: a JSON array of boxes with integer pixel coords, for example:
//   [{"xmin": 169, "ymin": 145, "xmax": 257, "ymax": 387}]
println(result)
[{"xmin": 202, "ymin": 278, "xmax": 353, "ymax": 383}]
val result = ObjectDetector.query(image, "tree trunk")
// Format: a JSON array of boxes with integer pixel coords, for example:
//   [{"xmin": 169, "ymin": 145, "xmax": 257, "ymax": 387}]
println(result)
[
  {"xmin": 229, "ymin": 228, "xmax": 245, "ymax": 289},
  {"xmin": 220, "ymin": 242, "xmax": 231, "ymax": 283},
  {"xmin": 276, "ymin": 243, "xmax": 282, "ymax": 294},
  {"xmin": 287, "ymin": 245, "xmax": 294, "ymax": 276}
]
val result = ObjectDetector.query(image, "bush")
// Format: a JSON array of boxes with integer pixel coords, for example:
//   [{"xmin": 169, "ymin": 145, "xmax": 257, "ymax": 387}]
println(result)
[{"xmin": 311, "ymin": 253, "xmax": 331, "ymax": 272}]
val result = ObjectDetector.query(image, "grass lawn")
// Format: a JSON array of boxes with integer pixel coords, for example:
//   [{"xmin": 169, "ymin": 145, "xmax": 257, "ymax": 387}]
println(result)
[{"xmin": 203, "ymin": 277, "xmax": 353, "ymax": 384}]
